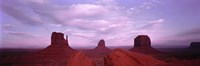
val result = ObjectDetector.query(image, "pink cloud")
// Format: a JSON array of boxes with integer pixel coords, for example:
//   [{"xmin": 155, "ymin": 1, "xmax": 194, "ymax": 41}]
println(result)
[
  {"xmin": 1, "ymin": 31, "xmax": 50, "ymax": 48},
  {"xmin": 68, "ymin": 4, "xmax": 109, "ymax": 17},
  {"xmin": 1, "ymin": 0, "xmax": 169, "ymax": 48}
]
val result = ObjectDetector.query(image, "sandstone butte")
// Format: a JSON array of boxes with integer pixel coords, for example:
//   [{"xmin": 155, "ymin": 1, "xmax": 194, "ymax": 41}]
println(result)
[
  {"xmin": 0, "ymin": 32, "xmax": 166, "ymax": 66},
  {"xmin": 1, "ymin": 32, "xmax": 76, "ymax": 66},
  {"xmin": 67, "ymin": 35, "xmax": 165, "ymax": 66},
  {"xmin": 129, "ymin": 35, "xmax": 162, "ymax": 55},
  {"xmin": 94, "ymin": 39, "xmax": 112, "ymax": 52}
]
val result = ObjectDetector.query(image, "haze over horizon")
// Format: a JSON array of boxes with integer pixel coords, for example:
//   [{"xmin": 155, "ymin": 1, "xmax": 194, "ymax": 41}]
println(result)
[{"xmin": 0, "ymin": 0, "xmax": 200, "ymax": 48}]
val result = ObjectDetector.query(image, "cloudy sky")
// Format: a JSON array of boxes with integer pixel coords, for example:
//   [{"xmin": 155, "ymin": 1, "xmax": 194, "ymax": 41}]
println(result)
[{"xmin": 0, "ymin": 0, "xmax": 200, "ymax": 48}]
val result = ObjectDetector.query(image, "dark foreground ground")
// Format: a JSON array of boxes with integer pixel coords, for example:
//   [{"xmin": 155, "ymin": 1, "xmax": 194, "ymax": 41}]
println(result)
[
  {"xmin": 0, "ymin": 49, "xmax": 39, "ymax": 58},
  {"xmin": 1, "ymin": 46, "xmax": 200, "ymax": 66}
]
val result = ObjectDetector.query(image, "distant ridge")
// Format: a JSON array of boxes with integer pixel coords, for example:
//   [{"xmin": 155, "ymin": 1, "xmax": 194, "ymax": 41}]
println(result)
[{"xmin": 190, "ymin": 42, "xmax": 200, "ymax": 49}]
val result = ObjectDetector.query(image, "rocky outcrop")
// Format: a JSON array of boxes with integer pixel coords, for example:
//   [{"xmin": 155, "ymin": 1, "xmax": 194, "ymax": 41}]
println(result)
[
  {"xmin": 51, "ymin": 32, "xmax": 68, "ymax": 45},
  {"xmin": 68, "ymin": 49, "xmax": 165, "ymax": 66},
  {"xmin": 190, "ymin": 42, "xmax": 200, "ymax": 49},
  {"xmin": 94, "ymin": 39, "xmax": 111, "ymax": 52},
  {"xmin": 98, "ymin": 39, "xmax": 105, "ymax": 46},
  {"xmin": 83, "ymin": 39, "xmax": 111, "ymax": 59},
  {"xmin": 130, "ymin": 35, "xmax": 163, "ymax": 56},
  {"xmin": 67, "ymin": 52, "xmax": 93, "ymax": 66},
  {"xmin": 1, "ymin": 32, "xmax": 76, "ymax": 66},
  {"xmin": 134, "ymin": 35, "xmax": 151, "ymax": 48},
  {"xmin": 44, "ymin": 32, "xmax": 74, "ymax": 51},
  {"xmin": 104, "ymin": 48, "xmax": 165, "ymax": 66},
  {"xmin": 35, "ymin": 32, "xmax": 75, "ymax": 55},
  {"xmin": 1, "ymin": 33, "xmax": 166, "ymax": 66}
]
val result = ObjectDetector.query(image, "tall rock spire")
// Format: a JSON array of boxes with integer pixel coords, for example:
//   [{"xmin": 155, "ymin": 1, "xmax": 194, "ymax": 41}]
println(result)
[{"xmin": 66, "ymin": 35, "xmax": 69, "ymax": 45}]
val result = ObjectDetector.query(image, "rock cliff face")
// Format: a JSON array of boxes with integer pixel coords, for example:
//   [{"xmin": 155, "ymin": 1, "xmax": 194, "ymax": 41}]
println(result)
[
  {"xmin": 44, "ymin": 32, "xmax": 74, "ymax": 51},
  {"xmin": 134, "ymin": 35, "xmax": 151, "ymax": 48},
  {"xmin": 98, "ymin": 39, "xmax": 105, "ymax": 46},
  {"xmin": 130, "ymin": 35, "xmax": 162, "ymax": 55},
  {"xmin": 190, "ymin": 42, "xmax": 200, "ymax": 49},
  {"xmin": 51, "ymin": 32, "xmax": 67, "ymax": 45},
  {"xmin": 39, "ymin": 31, "xmax": 75, "ymax": 54},
  {"xmin": 2, "ymin": 32, "xmax": 76, "ymax": 66}
]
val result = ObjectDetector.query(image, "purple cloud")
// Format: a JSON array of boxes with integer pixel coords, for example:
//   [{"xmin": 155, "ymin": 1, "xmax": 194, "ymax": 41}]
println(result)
[
  {"xmin": 4, "ymin": 31, "xmax": 38, "ymax": 38},
  {"xmin": 1, "ymin": 0, "xmax": 199, "ymax": 48},
  {"xmin": 1, "ymin": 1, "xmax": 45, "ymax": 25},
  {"xmin": 180, "ymin": 28, "xmax": 200, "ymax": 36}
]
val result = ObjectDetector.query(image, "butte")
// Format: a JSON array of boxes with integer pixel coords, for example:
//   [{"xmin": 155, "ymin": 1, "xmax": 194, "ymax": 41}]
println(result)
[
  {"xmin": 129, "ymin": 35, "xmax": 162, "ymax": 55},
  {"xmin": 1, "ymin": 32, "xmax": 76, "ymax": 66}
]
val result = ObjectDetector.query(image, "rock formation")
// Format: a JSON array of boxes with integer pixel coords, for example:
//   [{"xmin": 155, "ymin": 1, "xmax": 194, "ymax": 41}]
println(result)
[
  {"xmin": 1, "ymin": 32, "xmax": 76, "ymax": 66},
  {"xmin": 98, "ymin": 39, "xmax": 105, "ymax": 46},
  {"xmin": 67, "ymin": 39, "xmax": 111, "ymax": 66},
  {"xmin": 67, "ymin": 48, "xmax": 165, "ymax": 66},
  {"xmin": 83, "ymin": 39, "xmax": 111, "ymax": 59},
  {"xmin": 104, "ymin": 48, "xmax": 165, "ymax": 66},
  {"xmin": 44, "ymin": 32, "xmax": 74, "ymax": 51},
  {"xmin": 190, "ymin": 42, "xmax": 200, "ymax": 49},
  {"xmin": 130, "ymin": 35, "xmax": 163, "ymax": 56},
  {"xmin": 36, "ymin": 32, "xmax": 75, "ymax": 54},
  {"xmin": 51, "ymin": 32, "xmax": 67, "ymax": 45},
  {"xmin": 67, "ymin": 52, "xmax": 93, "ymax": 66},
  {"xmin": 134, "ymin": 35, "xmax": 151, "ymax": 48},
  {"xmin": 94, "ymin": 39, "xmax": 111, "ymax": 52}
]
